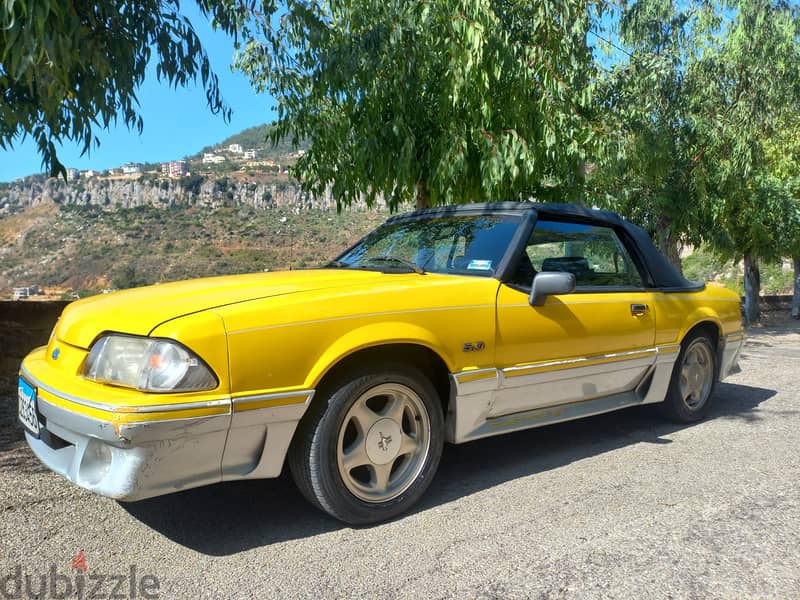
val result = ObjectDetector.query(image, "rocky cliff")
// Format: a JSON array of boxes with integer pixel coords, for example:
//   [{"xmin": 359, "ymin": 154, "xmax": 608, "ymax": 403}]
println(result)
[{"xmin": 0, "ymin": 174, "xmax": 378, "ymax": 214}]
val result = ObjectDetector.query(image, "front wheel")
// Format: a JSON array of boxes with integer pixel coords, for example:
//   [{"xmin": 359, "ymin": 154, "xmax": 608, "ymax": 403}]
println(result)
[
  {"xmin": 660, "ymin": 332, "xmax": 717, "ymax": 423},
  {"xmin": 288, "ymin": 364, "xmax": 444, "ymax": 524}
]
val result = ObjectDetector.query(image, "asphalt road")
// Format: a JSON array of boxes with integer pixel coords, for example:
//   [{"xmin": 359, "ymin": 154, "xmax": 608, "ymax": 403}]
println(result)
[{"xmin": 1, "ymin": 318, "xmax": 798, "ymax": 599}]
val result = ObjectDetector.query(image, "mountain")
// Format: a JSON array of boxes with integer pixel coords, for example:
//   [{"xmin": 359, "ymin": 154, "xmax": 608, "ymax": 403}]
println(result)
[
  {"xmin": 195, "ymin": 124, "xmax": 308, "ymax": 162},
  {"xmin": 0, "ymin": 197, "xmax": 386, "ymax": 299},
  {"xmin": 0, "ymin": 123, "xmax": 386, "ymax": 299},
  {"xmin": 3, "ymin": 123, "xmax": 309, "ymax": 184}
]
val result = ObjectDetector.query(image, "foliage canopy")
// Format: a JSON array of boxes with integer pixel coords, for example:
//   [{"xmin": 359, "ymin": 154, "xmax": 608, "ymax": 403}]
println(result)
[
  {"xmin": 689, "ymin": 0, "xmax": 800, "ymax": 263},
  {"xmin": 237, "ymin": 0, "xmax": 605, "ymax": 210},
  {"xmin": 0, "ymin": 0, "xmax": 252, "ymax": 177},
  {"xmin": 589, "ymin": 0, "xmax": 709, "ymax": 267}
]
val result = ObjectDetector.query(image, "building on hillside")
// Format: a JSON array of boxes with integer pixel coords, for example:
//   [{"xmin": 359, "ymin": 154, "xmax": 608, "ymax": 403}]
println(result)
[
  {"xmin": 171, "ymin": 160, "xmax": 188, "ymax": 177},
  {"xmin": 243, "ymin": 159, "xmax": 281, "ymax": 171},
  {"xmin": 202, "ymin": 153, "xmax": 225, "ymax": 165},
  {"xmin": 122, "ymin": 163, "xmax": 143, "ymax": 175},
  {"xmin": 12, "ymin": 285, "xmax": 41, "ymax": 300},
  {"xmin": 66, "ymin": 168, "xmax": 80, "ymax": 181},
  {"xmin": 228, "ymin": 143, "xmax": 243, "ymax": 154},
  {"xmin": 82, "ymin": 169, "xmax": 98, "ymax": 178},
  {"xmin": 243, "ymin": 149, "xmax": 258, "ymax": 160},
  {"xmin": 161, "ymin": 160, "xmax": 188, "ymax": 177}
]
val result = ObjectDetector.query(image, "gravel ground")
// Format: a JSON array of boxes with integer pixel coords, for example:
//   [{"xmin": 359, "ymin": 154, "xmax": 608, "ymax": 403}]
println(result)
[{"xmin": 1, "ymin": 315, "xmax": 798, "ymax": 599}]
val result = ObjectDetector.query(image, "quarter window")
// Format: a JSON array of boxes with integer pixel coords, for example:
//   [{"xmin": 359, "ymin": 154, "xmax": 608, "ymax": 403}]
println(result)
[{"xmin": 511, "ymin": 220, "xmax": 644, "ymax": 288}]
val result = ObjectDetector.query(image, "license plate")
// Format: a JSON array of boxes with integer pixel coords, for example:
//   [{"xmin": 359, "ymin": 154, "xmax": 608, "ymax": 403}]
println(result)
[{"xmin": 18, "ymin": 377, "xmax": 40, "ymax": 437}]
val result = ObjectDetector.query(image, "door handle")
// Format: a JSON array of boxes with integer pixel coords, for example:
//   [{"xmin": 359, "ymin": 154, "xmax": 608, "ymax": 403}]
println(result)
[{"xmin": 630, "ymin": 303, "xmax": 649, "ymax": 316}]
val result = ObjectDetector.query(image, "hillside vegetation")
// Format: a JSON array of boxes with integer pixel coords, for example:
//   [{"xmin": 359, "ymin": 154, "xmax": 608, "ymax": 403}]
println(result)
[
  {"xmin": 682, "ymin": 246, "xmax": 794, "ymax": 297},
  {"xmin": 0, "ymin": 203, "xmax": 385, "ymax": 297},
  {"xmin": 196, "ymin": 123, "xmax": 308, "ymax": 162}
]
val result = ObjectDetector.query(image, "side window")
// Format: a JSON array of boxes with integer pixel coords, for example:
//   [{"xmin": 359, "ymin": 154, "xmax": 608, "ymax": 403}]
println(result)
[{"xmin": 511, "ymin": 220, "xmax": 644, "ymax": 288}]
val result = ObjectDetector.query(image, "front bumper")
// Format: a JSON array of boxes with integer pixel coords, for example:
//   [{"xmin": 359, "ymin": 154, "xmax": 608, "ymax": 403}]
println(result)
[
  {"xmin": 24, "ymin": 372, "xmax": 232, "ymax": 501},
  {"xmin": 20, "ymin": 347, "xmax": 314, "ymax": 501}
]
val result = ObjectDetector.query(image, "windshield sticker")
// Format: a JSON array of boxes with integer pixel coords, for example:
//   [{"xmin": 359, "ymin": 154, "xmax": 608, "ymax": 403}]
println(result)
[{"xmin": 467, "ymin": 259, "xmax": 493, "ymax": 271}]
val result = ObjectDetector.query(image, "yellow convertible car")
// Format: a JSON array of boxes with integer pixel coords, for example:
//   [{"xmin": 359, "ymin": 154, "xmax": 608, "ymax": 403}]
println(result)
[{"xmin": 19, "ymin": 202, "xmax": 744, "ymax": 524}]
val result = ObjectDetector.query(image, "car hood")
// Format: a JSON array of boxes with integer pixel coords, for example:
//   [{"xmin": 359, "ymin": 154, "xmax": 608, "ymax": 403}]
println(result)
[{"xmin": 54, "ymin": 269, "xmax": 401, "ymax": 349}]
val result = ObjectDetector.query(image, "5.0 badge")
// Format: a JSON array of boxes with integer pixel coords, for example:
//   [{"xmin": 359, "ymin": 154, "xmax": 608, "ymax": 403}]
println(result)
[{"xmin": 462, "ymin": 341, "xmax": 485, "ymax": 352}]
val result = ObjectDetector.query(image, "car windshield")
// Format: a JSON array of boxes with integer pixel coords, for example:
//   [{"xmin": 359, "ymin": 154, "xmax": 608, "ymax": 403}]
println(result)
[{"xmin": 332, "ymin": 214, "xmax": 522, "ymax": 276}]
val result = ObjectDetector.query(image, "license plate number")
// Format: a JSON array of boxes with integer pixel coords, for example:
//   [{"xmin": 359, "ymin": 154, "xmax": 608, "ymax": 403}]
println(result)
[{"xmin": 18, "ymin": 377, "xmax": 40, "ymax": 437}]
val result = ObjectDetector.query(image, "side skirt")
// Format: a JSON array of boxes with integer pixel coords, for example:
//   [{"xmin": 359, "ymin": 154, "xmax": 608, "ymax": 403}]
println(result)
[
  {"xmin": 446, "ymin": 347, "xmax": 677, "ymax": 444},
  {"xmin": 462, "ymin": 389, "xmax": 643, "ymax": 442}
]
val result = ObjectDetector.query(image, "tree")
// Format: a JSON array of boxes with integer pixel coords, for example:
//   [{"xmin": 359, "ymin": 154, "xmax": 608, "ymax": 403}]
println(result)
[
  {"xmin": 590, "ymin": 0, "xmax": 708, "ymax": 270},
  {"xmin": 237, "ymin": 0, "xmax": 605, "ymax": 211},
  {"xmin": 788, "ymin": 203, "xmax": 800, "ymax": 320},
  {"xmin": 764, "ymin": 115, "xmax": 800, "ymax": 319},
  {"xmin": 689, "ymin": 0, "xmax": 800, "ymax": 323},
  {"xmin": 113, "ymin": 264, "xmax": 148, "ymax": 289},
  {"xmin": 0, "ymin": 0, "xmax": 251, "ymax": 178}
]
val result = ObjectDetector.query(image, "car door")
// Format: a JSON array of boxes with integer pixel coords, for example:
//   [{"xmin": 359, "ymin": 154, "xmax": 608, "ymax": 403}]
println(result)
[{"xmin": 491, "ymin": 218, "xmax": 658, "ymax": 418}]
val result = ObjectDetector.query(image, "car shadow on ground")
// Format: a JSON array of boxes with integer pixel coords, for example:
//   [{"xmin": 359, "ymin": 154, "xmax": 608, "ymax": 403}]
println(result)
[
  {"xmin": 120, "ymin": 381, "xmax": 775, "ymax": 555},
  {"xmin": 746, "ymin": 314, "xmax": 800, "ymax": 339}
]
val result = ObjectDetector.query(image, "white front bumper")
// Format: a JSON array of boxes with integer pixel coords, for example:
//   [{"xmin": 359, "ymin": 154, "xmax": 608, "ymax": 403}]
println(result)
[{"xmin": 27, "ymin": 395, "xmax": 230, "ymax": 501}]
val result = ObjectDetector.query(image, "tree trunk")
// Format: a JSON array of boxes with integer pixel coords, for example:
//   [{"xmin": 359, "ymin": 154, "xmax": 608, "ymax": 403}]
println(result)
[
  {"xmin": 656, "ymin": 216, "xmax": 682, "ymax": 273},
  {"xmin": 415, "ymin": 181, "xmax": 431, "ymax": 210},
  {"xmin": 743, "ymin": 252, "xmax": 760, "ymax": 325},
  {"xmin": 792, "ymin": 255, "xmax": 800, "ymax": 320}
]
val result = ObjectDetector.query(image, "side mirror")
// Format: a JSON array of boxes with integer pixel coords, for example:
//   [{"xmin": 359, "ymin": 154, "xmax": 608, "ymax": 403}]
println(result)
[{"xmin": 529, "ymin": 271, "xmax": 576, "ymax": 306}]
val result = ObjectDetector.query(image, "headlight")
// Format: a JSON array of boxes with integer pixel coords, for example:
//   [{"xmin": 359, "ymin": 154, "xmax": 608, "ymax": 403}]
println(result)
[{"xmin": 84, "ymin": 335, "xmax": 218, "ymax": 392}]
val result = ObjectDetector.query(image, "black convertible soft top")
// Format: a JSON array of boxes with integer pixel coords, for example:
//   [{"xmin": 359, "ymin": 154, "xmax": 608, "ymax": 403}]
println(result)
[{"xmin": 388, "ymin": 201, "xmax": 704, "ymax": 292}]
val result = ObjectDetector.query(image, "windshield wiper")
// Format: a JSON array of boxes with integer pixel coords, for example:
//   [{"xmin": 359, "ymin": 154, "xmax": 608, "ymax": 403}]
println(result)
[
  {"xmin": 363, "ymin": 256, "xmax": 425, "ymax": 274},
  {"xmin": 326, "ymin": 259, "xmax": 349, "ymax": 268}
]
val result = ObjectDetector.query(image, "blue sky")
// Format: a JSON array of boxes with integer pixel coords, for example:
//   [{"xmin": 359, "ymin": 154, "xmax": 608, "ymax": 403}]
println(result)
[{"xmin": 0, "ymin": 5, "xmax": 275, "ymax": 182}]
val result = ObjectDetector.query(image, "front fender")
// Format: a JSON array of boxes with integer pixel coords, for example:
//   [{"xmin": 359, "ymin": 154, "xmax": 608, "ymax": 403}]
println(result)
[{"xmin": 305, "ymin": 321, "xmax": 457, "ymax": 389}]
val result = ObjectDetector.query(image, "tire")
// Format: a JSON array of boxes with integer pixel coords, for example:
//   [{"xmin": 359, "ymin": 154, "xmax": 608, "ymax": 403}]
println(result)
[
  {"xmin": 660, "ymin": 331, "xmax": 717, "ymax": 423},
  {"xmin": 288, "ymin": 363, "xmax": 444, "ymax": 525}
]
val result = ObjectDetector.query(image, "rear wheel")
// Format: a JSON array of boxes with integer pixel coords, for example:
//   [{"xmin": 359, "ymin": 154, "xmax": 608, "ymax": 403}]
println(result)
[
  {"xmin": 288, "ymin": 364, "xmax": 443, "ymax": 524},
  {"xmin": 660, "ymin": 332, "xmax": 717, "ymax": 422}
]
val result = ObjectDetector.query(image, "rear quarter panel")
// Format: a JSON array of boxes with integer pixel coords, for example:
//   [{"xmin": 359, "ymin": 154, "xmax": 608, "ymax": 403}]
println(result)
[{"xmin": 653, "ymin": 285, "xmax": 743, "ymax": 346}]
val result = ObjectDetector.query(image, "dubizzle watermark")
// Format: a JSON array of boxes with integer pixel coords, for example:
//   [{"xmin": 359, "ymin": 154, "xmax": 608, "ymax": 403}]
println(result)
[{"xmin": 1, "ymin": 551, "xmax": 160, "ymax": 599}]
